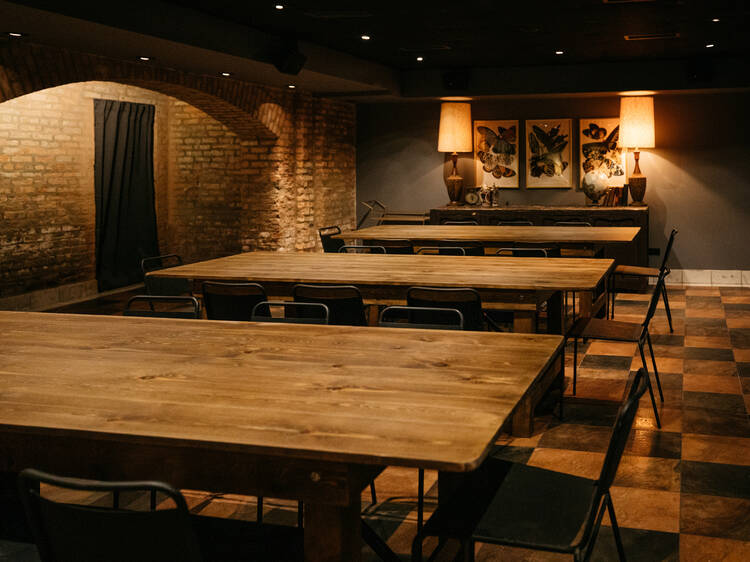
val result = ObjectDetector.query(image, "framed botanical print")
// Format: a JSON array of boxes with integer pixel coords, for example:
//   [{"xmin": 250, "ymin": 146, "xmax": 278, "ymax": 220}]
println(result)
[
  {"xmin": 525, "ymin": 118, "xmax": 572, "ymax": 188},
  {"xmin": 474, "ymin": 120, "xmax": 519, "ymax": 188},
  {"xmin": 579, "ymin": 117, "xmax": 626, "ymax": 191}
]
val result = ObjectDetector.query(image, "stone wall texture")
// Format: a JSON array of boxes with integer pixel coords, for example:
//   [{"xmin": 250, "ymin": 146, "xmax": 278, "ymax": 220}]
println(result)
[{"xmin": 0, "ymin": 42, "xmax": 356, "ymax": 301}]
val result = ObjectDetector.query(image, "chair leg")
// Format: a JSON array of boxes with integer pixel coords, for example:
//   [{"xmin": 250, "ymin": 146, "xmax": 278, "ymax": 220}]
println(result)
[
  {"xmin": 638, "ymin": 342, "xmax": 661, "ymax": 429},
  {"xmin": 606, "ymin": 493, "xmax": 627, "ymax": 562},
  {"xmin": 646, "ymin": 331, "xmax": 664, "ymax": 401},
  {"xmin": 460, "ymin": 539, "xmax": 475, "ymax": 562},
  {"xmin": 256, "ymin": 496, "xmax": 263, "ymax": 523},
  {"xmin": 661, "ymin": 283, "xmax": 673, "ymax": 333},
  {"xmin": 417, "ymin": 469, "xmax": 424, "ymax": 532},
  {"xmin": 582, "ymin": 497, "xmax": 608, "ymax": 562},
  {"xmin": 573, "ymin": 337, "xmax": 578, "ymax": 395},
  {"xmin": 610, "ymin": 276, "xmax": 616, "ymax": 320},
  {"xmin": 298, "ymin": 500, "xmax": 303, "ymax": 528},
  {"xmin": 370, "ymin": 481, "xmax": 377, "ymax": 506}
]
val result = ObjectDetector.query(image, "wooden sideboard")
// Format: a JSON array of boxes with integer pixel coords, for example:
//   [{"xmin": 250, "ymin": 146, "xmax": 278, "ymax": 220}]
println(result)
[{"xmin": 430, "ymin": 205, "xmax": 649, "ymax": 290}]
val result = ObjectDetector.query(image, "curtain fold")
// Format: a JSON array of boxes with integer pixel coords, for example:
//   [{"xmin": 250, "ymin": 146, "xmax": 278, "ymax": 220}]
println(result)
[{"xmin": 94, "ymin": 99, "xmax": 158, "ymax": 291}]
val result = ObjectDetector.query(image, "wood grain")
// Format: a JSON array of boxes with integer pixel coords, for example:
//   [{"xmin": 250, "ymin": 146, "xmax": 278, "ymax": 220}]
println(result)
[
  {"xmin": 0, "ymin": 311, "xmax": 563, "ymax": 472},
  {"xmin": 149, "ymin": 251, "xmax": 614, "ymax": 293},
  {"xmin": 335, "ymin": 225, "xmax": 639, "ymax": 244}
]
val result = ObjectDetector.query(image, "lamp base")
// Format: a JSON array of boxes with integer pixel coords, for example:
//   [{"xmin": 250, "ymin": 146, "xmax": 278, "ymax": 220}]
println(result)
[
  {"xmin": 628, "ymin": 175, "xmax": 647, "ymax": 206},
  {"xmin": 446, "ymin": 174, "xmax": 463, "ymax": 205}
]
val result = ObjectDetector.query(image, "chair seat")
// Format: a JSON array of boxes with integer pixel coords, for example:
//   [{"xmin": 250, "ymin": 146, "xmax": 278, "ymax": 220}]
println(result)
[
  {"xmin": 615, "ymin": 265, "xmax": 660, "ymax": 277},
  {"xmin": 473, "ymin": 461, "xmax": 598, "ymax": 552},
  {"xmin": 581, "ymin": 318, "xmax": 642, "ymax": 342}
]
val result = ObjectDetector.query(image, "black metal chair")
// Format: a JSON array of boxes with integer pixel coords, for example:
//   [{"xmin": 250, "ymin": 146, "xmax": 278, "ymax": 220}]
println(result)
[
  {"xmin": 367, "ymin": 239, "xmax": 414, "ymax": 254},
  {"xmin": 292, "ymin": 284, "xmax": 368, "ymax": 326},
  {"xmin": 202, "ymin": 282, "xmax": 267, "ymax": 321},
  {"xmin": 379, "ymin": 306, "xmax": 464, "ymax": 330},
  {"xmin": 441, "ymin": 220, "xmax": 478, "ymax": 225},
  {"xmin": 495, "ymin": 247, "xmax": 561, "ymax": 257},
  {"xmin": 417, "ymin": 246, "xmax": 465, "ymax": 255},
  {"xmin": 412, "ymin": 369, "xmax": 649, "ymax": 562},
  {"xmin": 610, "ymin": 228, "xmax": 677, "ymax": 332},
  {"xmin": 17, "ymin": 468, "xmax": 203, "ymax": 562},
  {"xmin": 406, "ymin": 287, "xmax": 502, "ymax": 332},
  {"xmin": 124, "ymin": 295, "xmax": 201, "ymax": 319},
  {"xmin": 251, "ymin": 301, "xmax": 330, "ymax": 325},
  {"xmin": 141, "ymin": 254, "xmax": 192, "ymax": 297},
  {"xmin": 318, "ymin": 225, "xmax": 346, "ymax": 253},
  {"xmin": 570, "ymin": 270, "xmax": 667, "ymax": 427},
  {"xmin": 417, "ymin": 241, "xmax": 485, "ymax": 256},
  {"xmin": 554, "ymin": 221, "xmax": 593, "ymax": 227},
  {"xmin": 496, "ymin": 220, "xmax": 533, "ymax": 226},
  {"xmin": 338, "ymin": 245, "xmax": 387, "ymax": 254}
]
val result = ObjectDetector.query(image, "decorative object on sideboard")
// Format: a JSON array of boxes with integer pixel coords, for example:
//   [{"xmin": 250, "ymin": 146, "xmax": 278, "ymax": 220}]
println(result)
[
  {"xmin": 438, "ymin": 102, "xmax": 473, "ymax": 205},
  {"xmin": 474, "ymin": 119, "xmax": 519, "ymax": 188},
  {"xmin": 579, "ymin": 117, "xmax": 626, "ymax": 204},
  {"xmin": 525, "ymin": 119, "xmax": 572, "ymax": 188},
  {"xmin": 463, "ymin": 187, "xmax": 481, "ymax": 206},
  {"xmin": 619, "ymin": 96, "xmax": 655, "ymax": 206}
]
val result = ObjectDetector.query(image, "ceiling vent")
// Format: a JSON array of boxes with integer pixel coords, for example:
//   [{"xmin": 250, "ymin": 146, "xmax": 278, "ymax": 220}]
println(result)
[{"xmin": 625, "ymin": 32, "xmax": 680, "ymax": 40}]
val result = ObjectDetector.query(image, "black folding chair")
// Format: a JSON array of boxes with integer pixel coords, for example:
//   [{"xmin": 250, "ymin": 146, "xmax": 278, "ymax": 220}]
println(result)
[
  {"xmin": 406, "ymin": 287, "xmax": 502, "ymax": 332},
  {"xmin": 202, "ymin": 282, "xmax": 267, "ymax": 321},
  {"xmin": 417, "ymin": 241, "xmax": 485, "ymax": 256},
  {"xmin": 495, "ymin": 247, "xmax": 560, "ymax": 257},
  {"xmin": 318, "ymin": 225, "xmax": 346, "ymax": 253},
  {"xmin": 412, "ymin": 369, "xmax": 649, "ymax": 562},
  {"xmin": 554, "ymin": 221, "xmax": 593, "ymax": 227},
  {"xmin": 496, "ymin": 220, "xmax": 533, "ymax": 226},
  {"xmin": 141, "ymin": 254, "xmax": 192, "ymax": 297},
  {"xmin": 338, "ymin": 245, "xmax": 387, "ymax": 254},
  {"xmin": 124, "ymin": 295, "xmax": 201, "ymax": 319},
  {"xmin": 251, "ymin": 301, "xmax": 330, "ymax": 325},
  {"xmin": 441, "ymin": 220, "xmax": 478, "ymax": 225},
  {"xmin": 379, "ymin": 306, "xmax": 464, "ymax": 330},
  {"xmin": 292, "ymin": 284, "xmax": 367, "ymax": 326},
  {"xmin": 367, "ymin": 239, "xmax": 414, "ymax": 254}
]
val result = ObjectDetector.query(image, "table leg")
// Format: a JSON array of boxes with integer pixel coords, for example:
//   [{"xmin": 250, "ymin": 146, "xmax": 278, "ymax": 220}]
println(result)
[
  {"xmin": 546, "ymin": 291, "xmax": 564, "ymax": 334},
  {"xmin": 304, "ymin": 500, "xmax": 362, "ymax": 562}
]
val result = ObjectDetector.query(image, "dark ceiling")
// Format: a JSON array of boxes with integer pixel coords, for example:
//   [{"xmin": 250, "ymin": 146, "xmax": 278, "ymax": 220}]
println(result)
[{"xmin": 165, "ymin": 0, "xmax": 748, "ymax": 70}]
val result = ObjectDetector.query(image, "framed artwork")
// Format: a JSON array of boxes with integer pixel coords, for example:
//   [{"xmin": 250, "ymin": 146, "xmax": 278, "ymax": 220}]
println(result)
[
  {"xmin": 525, "ymin": 119, "xmax": 572, "ymax": 188},
  {"xmin": 579, "ymin": 118, "xmax": 626, "ymax": 192},
  {"xmin": 474, "ymin": 120, "xmax": 519, "ymax": 188}
]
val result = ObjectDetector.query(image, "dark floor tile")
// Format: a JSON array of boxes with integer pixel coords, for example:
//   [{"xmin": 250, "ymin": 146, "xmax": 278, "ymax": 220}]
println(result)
[
  {"xmin": 720, "ymin": 287, "xmax": 750, "ymax": 296},
  {"xmin": 651, "ymin": 345, "xmax": 684, "ymax": 358},
  {"xmin": 725, "ymin": 303, "xmax": 750, "ymax": 310},
  {"xmin": 681, "ymin": 460, "xmax": 750, "ymax": 499},
  {"xmin": 682, "ymin": 409, "xmax": 750, "ymax": 438},
  {"xmin": 615, "ymin": 456, "xmax": 681, "ymax": 491},
  {"xmin": 580, "ymin": 354, "xmax": 634, "ymax": 371},
  {"xmin": 556, "ymin": 399, "xmax": 620, "ymax": 427},
  {"xmin": 589, "ymin": 527, "xmax": 679, "ymax": 562},
  {"xmin": 626, "ymin": 429, "xmax": 681, "ymax": 459},
  {"xmin": 681, "ymin": 493, "xmax": 750, "ymax": 541},
  {"xmin": 742, "ymin": 378, "xmax": 750, "ymax": 394},
  {"xmin": 683, "ymin": 347, "xmax": 736, "ymax": 361},
  {"xmin": 731, "ymin": 329, "xmax": 750, "ymax": 349},
  {"xmin": 686, "ymin": 295, "xmax": 723, "ymax": 307},
  {"xmin": 649, "ymin": 334, "xmax": 684, "ymax": 347},
  {"xmin": 683, "ymin": 392, "xmax": 747, "ymax": 415},
  {"xmin": 737, "ymin": 362, "xmax": 750, "ymax": 377},
  {"xmin": 537, "ymin": 423, "xmax": 611, "ymax": 452},
  {"xmin": 683, "ymin": 359, "xmax": 738, "ymax": 377},
  {"xmin": 490, "ymin": 445, "xmax": 534, "ymax": 464}
]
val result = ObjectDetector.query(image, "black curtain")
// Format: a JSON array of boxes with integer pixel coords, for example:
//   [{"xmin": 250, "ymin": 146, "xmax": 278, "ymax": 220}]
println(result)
[{"xmin": 94, "ymin": 99, "xmax": 159, "ymax": 291}]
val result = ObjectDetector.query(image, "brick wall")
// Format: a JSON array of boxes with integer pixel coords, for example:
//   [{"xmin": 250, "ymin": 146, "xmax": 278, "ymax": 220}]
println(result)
[{"xmin": 0, "ymin": 43, "xmax": 356, "ymax": 304}]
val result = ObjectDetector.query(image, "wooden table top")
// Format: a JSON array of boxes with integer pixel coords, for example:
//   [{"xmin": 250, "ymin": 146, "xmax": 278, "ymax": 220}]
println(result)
[
  {"xmin": 335, "ymin": 225, "xmax": 640, "ymax": 244},
  {"xmin": 0, "ymin": 311, "xmax": 563, "ymax": 472},
  {"xmin": 149, "ymin": 251, "xmax": 615, "ymax": 292}
]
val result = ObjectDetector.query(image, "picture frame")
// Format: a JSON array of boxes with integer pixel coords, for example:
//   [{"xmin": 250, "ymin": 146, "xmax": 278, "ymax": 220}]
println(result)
[
  {"xmin": 579, "ymin": 117, "xmax": 626, "ymax": 192},
  {"xmin": 473, "ymin": 120, "xmax": 519, "ymax": 189},
  {"xmin": 525, "ymin": 118, "xmax": 572, "ymax": 188}
]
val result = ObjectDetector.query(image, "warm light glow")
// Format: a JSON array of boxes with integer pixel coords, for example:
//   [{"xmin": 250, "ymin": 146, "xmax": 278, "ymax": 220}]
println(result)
[
  {"xmin": 275, "ymin": 4, "xmax": 284, "ymax": 10},
  {"xmin": 288, "ymin": 84, "xmax": 296, "ymax": 89},
  {"xmin": 618, "ymin": 90, "xmax": 656, "ymax": 96},
  {"xmin": 437, "ymin": 102, "xmax": 472, "ymax": 153},
  {"xmin": 712, "ymin": 18, "xmax": 720, "ymax": 22},
  {"xmin": 705, "ymin": 43, "xmax": 715, "ymax": 48},
  {"xmin": 139, "ymin": 56, "xmax": 150, "ymax": 61},
  {"xmin": 8, "ymin": 32, "xmax": 23, "ymax": 37},
  {"xmin": 221, "ymin": 72, "xmax": 231, "ymax": 77},
  {"xmin": 361, "ymin": 35, "xmax": 371, "ymax": 40},
  {"xmin": 619, "ymin": 96, "xmax": 655, "ymax": 149},
  {"xmin": 555, "ymin": 50, "xmax": 564, "ymax": 55},
  {"xmin": 416, "ymin": 56, "xmax": 424, "ymax": 62}
]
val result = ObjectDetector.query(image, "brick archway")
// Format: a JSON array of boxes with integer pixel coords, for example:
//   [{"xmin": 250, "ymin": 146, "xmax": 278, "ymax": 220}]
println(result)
[{"xmin": 0, "ymin": 42, "xmax": 284, "ymax": 142}]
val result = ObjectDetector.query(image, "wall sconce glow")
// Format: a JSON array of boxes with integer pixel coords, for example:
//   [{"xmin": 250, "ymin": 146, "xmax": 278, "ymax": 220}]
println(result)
[
  {"xmin": 555, "ymin": 50, "xmax": 564, "ymax": 55},
  {"xmin": 275, "ymin": 4, "xmax": 284, "ymax": 10},
  {"xmin": 361, "ymin": 35, "xmax": 371, "ymax": 41},
  {"xmin": 8, "ymin": 32, "xmax": 23, "ymax": 37},
  {"xmin": 288, "ymin": 84, "xmax": 296, "ymax": 89},
  {"xmin": 139, "ymin": 56, "xmax": 151, "ymax": 61},
  {"xmin": 416, "ymin": 56, "xmax": 424, "ymax": 62},
  {"xmin": 712, "ymin": 18, "xmax": 720, "ymax": 22},
  {"xmin": 221, "ymin": 72, "xmax": 231, "ymax": 77},
  {"xmin": 705, "ymin": 43, "xmax": 715, "ymax": 48}
]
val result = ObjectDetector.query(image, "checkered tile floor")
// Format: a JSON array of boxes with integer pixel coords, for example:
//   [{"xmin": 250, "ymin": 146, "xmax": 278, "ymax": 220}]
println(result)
[{"xmin": 30, "ymin": 286, "xmax": 750, "ymax": 560}]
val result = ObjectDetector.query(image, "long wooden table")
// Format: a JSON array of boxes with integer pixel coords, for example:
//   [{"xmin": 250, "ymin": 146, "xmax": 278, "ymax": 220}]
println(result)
[
  {"xmin": 335, "ymin": 224, "xmax": 640, "ymax": 247},
  {"xmin": 0, "ymin": 311, "xmax": 564, "ymax": 561},
  {"xmin": 149, "ymin": 251, "xmax": 615, "ymax": 333}
]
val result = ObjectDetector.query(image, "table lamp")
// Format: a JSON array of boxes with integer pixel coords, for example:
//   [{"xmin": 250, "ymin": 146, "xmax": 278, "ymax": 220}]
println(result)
[
  {"xmin": 619, "ymin": 96, "xmax": 655, "ymax": 206},
  {"xmin": 438, "ymin": 102, "xmax": 472, "ymax": 205}
]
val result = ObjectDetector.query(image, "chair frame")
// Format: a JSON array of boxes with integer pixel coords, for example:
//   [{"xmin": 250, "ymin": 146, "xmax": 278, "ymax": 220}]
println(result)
[
  {"xmin": 338, "ymin": 245, "xmax": 387, "ymax": 254},
  {"xmin": 496, "ymin": 220, "xmax": 533, "ymax": 226},
  {"xmin": 441, "ymin": 220, "xmax": 478, "ymax": 225},
  {"xmin": 292, "ymin": 284, "xmax": 368, "ymax": 326},
  {"xmin": 379, "ymin": 306, "xmax": 464, "ymax": 330},
  {"xmin": 416, "ymin": 246, "xmax": 466, "ymax": 255},
  {"xmin": 367, "ymin": 239, "xmax": 415, "ymax": 254},
  {"xmin": 201, "ymin": 281, "xmax": 267, "ymax": 321},
  {"xmin": 250, "ymin": 300, "xmax": 330, "ymax": 325},
  {"xmin": 406, "ymin": 286, "xmax": 503, "ymax": 332},
  {"xmin": 495, "ymin": 247, "xmax": 550, "ymax": 258},
  {"xmin": 140, "ymin": 254, "xmax": 183, "ymax": 274},
  {"xmin": 318, "ymin": 225, "xmax": 346, "ymax": 253},
  {"xmin": 124, "ymin": 295, "xmax": 201, "ymax": 319}
]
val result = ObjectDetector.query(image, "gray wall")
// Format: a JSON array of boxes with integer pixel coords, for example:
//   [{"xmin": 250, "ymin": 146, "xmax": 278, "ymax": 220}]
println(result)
[{"xmin": 356, "ymin": 92, "xmax": 750, "ymax": 270}]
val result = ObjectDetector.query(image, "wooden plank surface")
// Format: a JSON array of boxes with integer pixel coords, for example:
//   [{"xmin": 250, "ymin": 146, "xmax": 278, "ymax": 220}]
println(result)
[
  {"xmin": 149, "ymin": 251, "xmax": 614, "ymax": 293},
  {"xmin": 335, "ymin": 224, "xmax": 639, "ymax": 244},
  {"xmin": 0, "ymin": 311, "xmax": 563, "ymax": 472}
]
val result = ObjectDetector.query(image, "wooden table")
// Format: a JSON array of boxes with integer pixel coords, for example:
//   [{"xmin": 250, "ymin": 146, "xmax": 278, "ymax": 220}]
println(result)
[
  {"xmin": 335, "ymin": 224, "xmax": 640, "ymax": 247},
  {"xmin": 149, "ymin": 251, "xmax": 615, "ymax": 333},
  {"xmin": 0, "ymin": 311, "xmax": 564, "ymax": 561}
]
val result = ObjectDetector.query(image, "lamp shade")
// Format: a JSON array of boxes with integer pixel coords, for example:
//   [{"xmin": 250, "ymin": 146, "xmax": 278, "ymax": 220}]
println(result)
[
  {"xmin": 438, "ymin": 102, "xmax": 472, "ymax": 152},
  {"xmin": 618, "ymin": 96, "xmax": 655, "ymax": 149}
]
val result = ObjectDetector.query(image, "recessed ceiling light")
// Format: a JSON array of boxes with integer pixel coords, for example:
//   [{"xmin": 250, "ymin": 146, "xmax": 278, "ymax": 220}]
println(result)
[
  {"xmin": 139, "ymin": 56, "xmax": 151, "ymax": 61},
  {"xmin": 712, "ymin": 18, "xmax": 720, "ymax": 22},
  {"xmin": 361, "ymin": 35, "xmax": 371, "ymax": 41},
  {"xmin": 275, "ymin": 4, "xmax": 284, "ymax": 10},
  {"xmin": 288, "ymin": 84, "xmax": 296, "ymax": 89},
  {"xmin": 416, "ymin": 56, "xmax": 424, "ymax": 62},
  {"xmin": 555, "ymin": 50, "xmax": 564, "ymax": 55},
  {"xmin": 8, "ymin": 32, "xmax": 23, "ymax": 38},
  {"xmin": 705, "ymin": 43, "xmax": 715, "ymax": 48},
  {"xmin": 221, "ymin": 72, "xmax": 231, "ymax": 77}
]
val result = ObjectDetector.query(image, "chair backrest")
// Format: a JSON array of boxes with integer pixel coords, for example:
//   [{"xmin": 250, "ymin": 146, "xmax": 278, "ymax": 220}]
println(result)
[
  {"xmin": 292, "ymin": 284, "xmax": 367, "ymax": 326},
  {"xmin": 496, "ymin": 220, "xmax": 533, "ymax": 226},
  {"xmin": 496, "ymin": 247, "xmax": 550, "ymax": 258},
  {"xmin": 357, "ymin": 200, "xmax": 387, "ymax": 229},
  {"xmin": 416, "ymin": 246, "xmax": 466, "ymax": 256},
  {"xmin": 318, "ymin": 225, "xmax": 346, "ymax": 253},
  {"xmin": 379, "ymin": 306, "xmax": 464, "ymax": 330},
  {"xmin": 202, "ymin": 282, "xmax": 267, "ymax": 321},
  {"xmin": 658, "ymin": 228, "xmax": 678, "ymax": 273},
  {"xmin": 124, "ymin": 295, "xmax": 201, "ymax": 319},
  {"xmin": 17, "ymin": 468, "xmax": 202, "ymax": 562},
  {"xmin": 338, "ymin": 245, "xmax": 387, "ymax": 254},
  {"xmin": 440, "ymin": 240, "xmax": 485, "ymax": 256},
  {"xmin": 141, "ymin": 254, "xmax": 191, "ymax": 296},
  {"xmin": 642, "ymin": 270, "xmax": 667, "ymax": 329},
  {"xmin": 369, "ymin": 239, "xmax": 414, "ymax": 254},
  {"xmin": 596, "ymin": 369, "xmax": 648, "ymax": 491},
  {"xmin": 406, "ymin": 287, "xmax": 485, "ymax": 331},
  {"xmin": 554, "ymin": 221, "xmax": 592, "ymax": 227},
  {"xmin": 441, "ymin": 220, "xmax": 478, "ymax": 226},
  {"xmin": 251, "ymin": 301, "xmax": 329, "ymax": 325}
]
